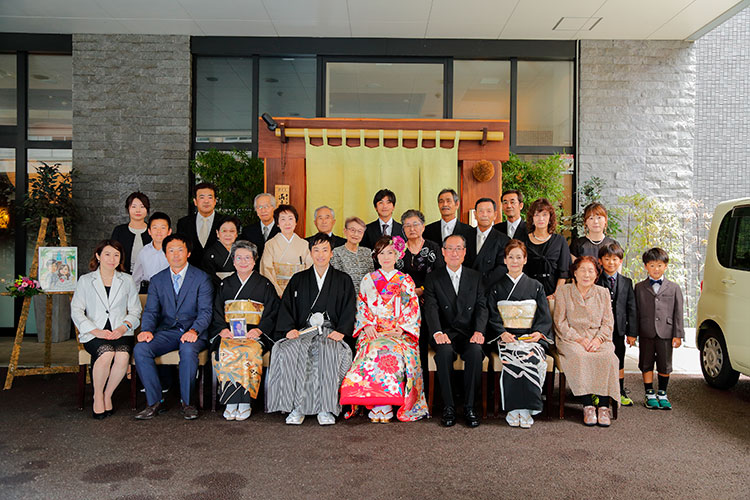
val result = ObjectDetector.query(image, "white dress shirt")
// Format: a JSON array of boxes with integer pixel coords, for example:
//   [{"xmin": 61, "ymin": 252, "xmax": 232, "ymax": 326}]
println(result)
[
  {"xmin": 446, "ymin": 265, "xmax": 462, "ymax": 295},
  {"xmin": 506, "ymin": 218, "xmax": 521, "ymax": 238},
  {"xmin": 132, "ymin": 242, "xmax": 169, "ymax": 289},
  {"xmin": 379, "ymin": 218, "xmax": 394, "ymax": 236},
  {"xmin": 171, "ymin": 264, "xmax": 189, "ymax": 294},
  {"xmin": 314, "ymin": 265, "xmax": 329, "ymax": 291},
  {"xmin": 196, "ymin": 212, "xmax": 215, "ymax": 247},
  {"xmin": 441, "ymin": 218, "xmax": 457, "ymax": 241},
  {"xmin": 477, "ymin": 226, "xmax": 492, "ymax": 253},
  {"xmin": 261, "ymin": 220, "xmax": 275, "ymax": 241}
]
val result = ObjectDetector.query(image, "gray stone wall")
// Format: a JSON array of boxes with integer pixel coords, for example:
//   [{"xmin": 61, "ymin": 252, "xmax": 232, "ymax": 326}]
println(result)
[
  {"xmin": 72, "ymin": 34, "xmax": 191, "ymax": 268},
  {"xmin": 578, "ymin": 40, "xmax": 696, "ymax": 203},
  {"xmin": 694, "ymin": 7, "xmax": 750, "ymax": 215}
]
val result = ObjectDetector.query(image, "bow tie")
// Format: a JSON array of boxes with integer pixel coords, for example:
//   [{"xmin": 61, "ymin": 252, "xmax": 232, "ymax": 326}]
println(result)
[{"xmin": 649, "ymin": 278, "xmax": 663, "ymax": 286}]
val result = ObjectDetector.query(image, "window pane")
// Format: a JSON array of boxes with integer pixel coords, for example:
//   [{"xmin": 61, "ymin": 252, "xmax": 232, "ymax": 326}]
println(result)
[
  {"xmin": 195, "ymin": 57, "xmax": 253, "ymax": 144},
  {"xmin": 716, "ymin": 212, "xmax": 733, "ymax": 268},
  {"xmin": 731, "ymin": 216, "xmax": 750, "ymax": 271},
  {"xmin": 0, "ymin": 148, "xmax": 15, "ymax": 329},
  {"xmin": 28, "ymin": 55, "xmax": 72, "ymax": 140},
  {"xmin": 453, "ymin": 60, "xmax": 510, "ymax": 120},
  {"xmin": 326, "ymin": 62, "xmax": 443, "ymax": 118},
  {"xmin": 260, "ymin": 57, "xmax": 316, "ymax": 118},
  {"xmin": 0, "ymin": 54, "xmax": 15, "ymax": 126},
  {"xmin": 517, "ymin": 61, "xmax": 573, "ymax": 147}
]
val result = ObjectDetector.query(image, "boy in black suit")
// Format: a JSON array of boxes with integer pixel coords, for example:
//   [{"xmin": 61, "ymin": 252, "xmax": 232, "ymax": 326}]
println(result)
[
  {"xmin": 597, "ymin": 242, "xmax": 637, "ymax": 406},
  {"xmin": 361, "ymin": 189, "xmax": 403, "ymax": 249}
]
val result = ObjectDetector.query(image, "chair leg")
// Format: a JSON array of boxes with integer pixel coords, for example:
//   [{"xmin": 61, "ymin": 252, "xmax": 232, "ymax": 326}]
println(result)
[
  {"xmin": 493, "ymin": 373, "xmax": 500, "ymax": 418},
  {"xmin": 558, "ymin": 372, "xmax": 566, "ymax": 419},
  {"xmin": 428, "ymin": 371, "xmax": 435, "ymax": 415},
  {"xmin": 481, "ymin": 371, "xmax": 487, "ymax": 419},
  {"xmin": 211, "ymin": 365, "xmax": 217, "ymax": 412},
  {"xmin": 612, "ymin": 397, "xmax": 618, "ymax": 420},
  {"xmin": 198, "ymin": 366, "xmax": 205, "ymax": 410},
  {"xmin": 77, "ymin": 365, "xmax": 86, "ymax": 410},
  {"xmin": 545, "ymin": 368, "xmax": 555, "ymax": 420},
  {"xmin": 130, "ymin": 366, "xmax": 137, "ymax": 411}
]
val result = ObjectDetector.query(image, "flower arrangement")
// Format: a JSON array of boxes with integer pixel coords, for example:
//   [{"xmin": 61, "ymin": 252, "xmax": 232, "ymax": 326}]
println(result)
[
  {"xmin": 391, "ymin": 236, "xmax": 406, "ymax": 259},
  {"xmin": 5, "ymin": 276, "xmax": 43, "ymax": 298}
]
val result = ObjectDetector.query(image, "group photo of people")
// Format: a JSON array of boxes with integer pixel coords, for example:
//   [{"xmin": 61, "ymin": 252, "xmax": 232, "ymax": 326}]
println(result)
[{"xmin": 70, "ymin": 182, "xmax": 684, "ymax": 428}]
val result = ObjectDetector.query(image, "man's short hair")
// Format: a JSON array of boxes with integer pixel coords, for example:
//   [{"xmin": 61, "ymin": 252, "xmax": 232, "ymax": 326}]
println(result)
[
  {"xmin": 193, "ymin": 182, "xmax": 216, "ymax": 198},
  {"xmin": 308, "ymin": 232, "xmax": 333, "ymax": 250},
  {"xmin": 502, "ymin": 189, "xmax": 524, "ymax": 204},
  {"xmin": 373, "ymin": 189, "xmax": 396, "ymax": 208},
  {"xmin": 642, "ymin": 247, "xmax": 669, "ymax": 265},
  {"xmin": 162, "ymin": 233, "xmax": 192, "ymax": 254},
  {"xmin": 254, "ymin": 193, "xmax": 276, "ymax": 210},
  {"xmin": 598, "ymin": 242, "xmax": 624, "ymax": 260},
  {"xmin": 474, "ymin": 197, "xmax": 497, "ymax": 211},
  {"xmin": 148, "ymin": 211, "xmax": 171, "ymax": 229},
  {"xmin": 437, "ymin": 188, "xmax": 459, "ymax": 204},
  {"xmin": 314, "ymin": 205, "xmax": 335, "ymax": 219},
  {"xmin": 442, "ymin": 234, "xmax": 467, "ymax": 248}
]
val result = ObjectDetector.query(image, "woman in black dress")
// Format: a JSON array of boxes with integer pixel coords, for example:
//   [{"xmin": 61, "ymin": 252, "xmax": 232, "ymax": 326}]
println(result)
[
  {"xmin": 523, "ymin": 198, "xmax": 570, "ymax": 301},
  {"xmin": 201, "ymin": 216, "xmax": 239, "ymax": 285},
  {"xmin": 569, "ymin": 202, "xmax": 619, "ymax": 261},
  {"xmin": 397, "ymin": 209, "xmax": 444, "ymax": 295},
  {"xmin": 210, "ymin": 240, "xmax": 280, "ymax": 421},
  {"xmin": 110, "ymin": 192, "xmax": 152, "ymax": 273}
]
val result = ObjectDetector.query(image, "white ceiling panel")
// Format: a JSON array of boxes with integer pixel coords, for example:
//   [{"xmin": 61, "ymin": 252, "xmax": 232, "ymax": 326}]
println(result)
[
  {"xmin": 116, "ymin": 18, "xmax": 203, "ymax": 35},
  {"xmin": 274, "ymin": 20, "xmax": 351, "ymax": 38},
  {"xmin": 350, "ymin": 21, "xmax": 429, "ymax": 38},
  {"xmin": 94, "ymin": 0, "xmax": 191, "ymax": 20},
  {"xmin": 262, "ymin": 0, "xmax": 349, "ymax": 22},
  {"xmin": 426, "ymin": 0, "xmax": 516, "ymax": 38},
  {"xmin": 347, "ymin": 0, "xmax": 433, "ymax": 24},
  {"xmin": 194, "ymin": 19, "xmax": 277, "ymax": 37},
  {"xmin": 649, "ymin": 0, "xmax": 742, "ymax": 39},
  {"xmin": 575, "ymin": 0, "xmax": 693, "ymax": 39},
  {"xmin": 499, "ymin": 0, "xmax": 605, "ymax": 39},
  {"xmin": 425, "ymin": 22, "xmax": 504, "ymax": 39},
  {"xmin": 175, "ymin": 0, "xmax": 269, "ymax": 21},
  {"xmin": 0, "ymin": 0, "xmax": 111, "ymax": 18}
]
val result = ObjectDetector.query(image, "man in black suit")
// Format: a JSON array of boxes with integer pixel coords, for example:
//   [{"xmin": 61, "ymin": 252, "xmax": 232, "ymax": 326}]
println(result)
[
  {"xmin": 305, "ymin": 205, "xmax": 346, "ymax": 248},
  {"xmin": 239, "ymin": 193, "xmax": 280, "ymax": 259},
  {"xmin": 424, "ymin": 234, "xmax": 488, "ymax": 428},
  {"xmin": 361, "ymin": 188, "xmax": 403, "ymax": 249},
  {"xmin": 423, "ymin": 188, "xmax": 474, "ymax": 245},
  {"xmin": 493, "ymin": 189, "xmax": 528, "ymax": 240},
  {"xmin": 176, "ymin": 182, "xmax": 223, "ymax": 270},
  {"xmin": 466, "ymin": 198, "xmax": 510, "ymax": 287}
]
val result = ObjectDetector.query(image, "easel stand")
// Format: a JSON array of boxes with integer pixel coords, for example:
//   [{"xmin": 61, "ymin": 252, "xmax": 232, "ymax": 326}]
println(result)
[{"xmin": 3, "ymin": 217, "xmax": 78, "ymax": 390}]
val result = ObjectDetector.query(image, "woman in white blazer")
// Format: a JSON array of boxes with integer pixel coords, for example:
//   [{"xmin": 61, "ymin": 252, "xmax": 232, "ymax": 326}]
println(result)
[{"xmin": 71, "ymin": 239, "xmax": 142, "ymax": 419}]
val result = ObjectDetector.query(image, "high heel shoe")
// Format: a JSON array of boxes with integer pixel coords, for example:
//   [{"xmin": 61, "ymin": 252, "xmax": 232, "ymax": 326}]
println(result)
[
  {"xmin": 92, "ymin": 410, "xmax": 107, "ymax": 420},
  {"xmin": 104, "ymin": 409, "xmax": 115, "ymax": 417}
]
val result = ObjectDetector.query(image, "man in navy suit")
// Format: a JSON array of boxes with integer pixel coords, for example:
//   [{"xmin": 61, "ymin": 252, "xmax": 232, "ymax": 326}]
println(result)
[{"xmin": 134, "ymin": 234, "xmax": 214, "ymax": 420}]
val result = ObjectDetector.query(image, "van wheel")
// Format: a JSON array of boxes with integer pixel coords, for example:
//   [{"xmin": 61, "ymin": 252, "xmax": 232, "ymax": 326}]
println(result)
[{"xmin": 700, "ymin": 331, "xmax": 740, "ymax": 389}]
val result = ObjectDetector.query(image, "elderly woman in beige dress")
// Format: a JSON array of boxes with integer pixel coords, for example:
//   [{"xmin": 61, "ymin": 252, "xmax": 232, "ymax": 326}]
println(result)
[
  {"xmin": 553, "ymin": 255, "xmax": 619, "ymax": 427},
  {"xmin": 259, "ymin": 204, "xmax": 312, "ymax": 296}
]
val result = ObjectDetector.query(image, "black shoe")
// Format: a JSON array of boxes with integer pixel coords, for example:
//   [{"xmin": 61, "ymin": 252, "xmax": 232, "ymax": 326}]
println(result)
[
  {"xmin": 104, "ymin": 408, "xmax": 115, "ymax": 417},
  {"xmin": 464, "ymin": 407, "xmax": 480, "ymax": 428},
  {"xmin": 134, "ymin": 401, "xmax": 166, "ymax": 420},
  {"xmin": 92, "ymin": 410, "xmax": 107, "ymax": 420},
  {"xmin": 181, "ymin": 403, "xmax": 199, "ymax": 420},
  {"xmin": 441, "ymin": 406, "xmax": 456, "ymax": 427}
]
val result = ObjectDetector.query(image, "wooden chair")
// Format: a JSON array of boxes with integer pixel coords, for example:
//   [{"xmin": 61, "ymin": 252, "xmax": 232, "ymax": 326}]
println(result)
[
  {"xmin": 211, "ymin": 351, "xmax": 270, "ymax": 411},
  {"xmin": 427, "ymin": 347, "xmax": 489, "ymax": 418},
  {"xmin": 552, "ymin": 349, "xmax": 618, "ymax": 420},
  {"xmin": 491, "ymin": 351, "xmax": 555, "ymax": 419}
]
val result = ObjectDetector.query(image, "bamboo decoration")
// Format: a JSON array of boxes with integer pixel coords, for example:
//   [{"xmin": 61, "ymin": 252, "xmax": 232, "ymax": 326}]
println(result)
[{"xmin": 3, "ymin": 217, "xmax": 78, "ymax": 391}]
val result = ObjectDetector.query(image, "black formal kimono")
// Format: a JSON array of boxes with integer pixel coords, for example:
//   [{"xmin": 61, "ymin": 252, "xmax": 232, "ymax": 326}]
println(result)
[
  {"xmin": 210, "ymin": 272, "xmax": 280, "ymax": 404},
  {"xmin": 361, "ymin": 219, "xmax": 404, "ymax": 249},
  {"xmin": 240, "ymin": 222, "xmax": 280, "ymax": 260},
  {"xmin": 111, "ymin": 223, "xmax": 152, "ymax": 274},
  {"xmin": 423, "ymin": 219, "xmax": 474, "ymax": 246},
  {"xmin": 487, "ymin": 273, "xmax": 552, "ymax": 413},
  {"xmin": 176, "ymin": 212, "xmax": 223, "ymax": 269},
  {"xmin": 306, "ymin": 233, "xmax": 346, "ymax": 249},
  {"xmin": 423, "ymin": 265, "xmax": 488, "ymax": 409},
  {"xmin": 524, "ymin": 234, "xmax": 571, "ymax": 296},
  {"xmin": 466, "ymin": 228, "xmax": 511, "ymax": 287},
  {"xmin": 265, "ymin": 266, "xmax": 356, "ymax": 416},
  {"xmin": 201, "ymin": 241, "xmax": 235, "ymax": 288}
]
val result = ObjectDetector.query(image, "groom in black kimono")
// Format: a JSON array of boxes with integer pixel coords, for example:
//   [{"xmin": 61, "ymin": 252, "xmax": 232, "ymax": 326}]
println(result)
[
  {"xmin": 265, "ymin": 233, "xmax": 356, "ymax": 426},
  {"xmin": 424, "ymin": 234, "xmax": 488, "ymax": 428}
]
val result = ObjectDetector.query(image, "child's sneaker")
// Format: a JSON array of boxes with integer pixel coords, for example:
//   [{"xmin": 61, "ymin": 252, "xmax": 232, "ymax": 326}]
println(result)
[
  {"xmin": 620, "ymin": 393, "xmax": 634, "ymax": 406},
  {"xmin": 644, "ymin": 389, "xmax": 659, "ymax": 409},
  {"xmin": 656, "ymin": 390, "xmax": 672, "ymax": 410}
]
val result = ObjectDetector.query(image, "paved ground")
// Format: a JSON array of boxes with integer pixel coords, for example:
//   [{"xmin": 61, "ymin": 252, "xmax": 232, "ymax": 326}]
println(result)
[{"xmin": 0, "ymin": 364, "xmax": 748, "ymax": 500}]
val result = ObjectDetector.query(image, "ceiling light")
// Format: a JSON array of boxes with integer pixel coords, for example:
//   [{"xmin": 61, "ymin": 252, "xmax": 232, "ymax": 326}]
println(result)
[
  {"xmin": 480, "ymin": 77, "xmax": 500, "ymax": 85},
  {"xmin": 206, "ymin": 76, "xmax": 218, "ymax": 82},
  {"xmin": 32, "ymin": 74, "xmax": 50, "ymax": 81},
  {"xmin": 265, "ymin": 78, "xmax": 279, "ymax": 83},
  {"xmin": 553, "ymin": 17, "xmax": 602, "ymax": 31},
  {"xmin": 282, "ymin": 58, "xmax": 295, "ymax": 61}
]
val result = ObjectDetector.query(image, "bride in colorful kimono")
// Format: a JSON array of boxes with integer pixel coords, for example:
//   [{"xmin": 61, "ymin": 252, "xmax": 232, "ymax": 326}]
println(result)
[
  {"xmin": 210, "ymin": 240, "xmax": 280, "ymax": 421},
  {"xmin": 259, "ymin": 204, "xmax": 313, "ymax": 297},
  {"xmin": 486, "ymin": 239, "xmax": 552, "ymax": 428},
  {"xmin": 340, "ymin": 235, "xmax": 429, "ymax": 423}
]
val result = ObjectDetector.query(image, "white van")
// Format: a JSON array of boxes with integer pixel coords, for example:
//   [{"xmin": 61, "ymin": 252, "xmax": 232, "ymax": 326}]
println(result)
[{"xmin": 696, "ymin": 198, "xmax": 750, "ymax": 388}]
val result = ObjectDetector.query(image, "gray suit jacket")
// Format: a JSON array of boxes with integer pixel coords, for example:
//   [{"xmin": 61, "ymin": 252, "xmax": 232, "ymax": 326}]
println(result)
[{"xmin": 634, "ymin": 278, "xmax": 684, "ymax": 339}]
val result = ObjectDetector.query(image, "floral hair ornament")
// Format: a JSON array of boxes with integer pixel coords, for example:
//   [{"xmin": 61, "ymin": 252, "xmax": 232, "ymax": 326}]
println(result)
[{"xmin": 391, "ymin": 236, "xmax": 406, "ymax": 260}]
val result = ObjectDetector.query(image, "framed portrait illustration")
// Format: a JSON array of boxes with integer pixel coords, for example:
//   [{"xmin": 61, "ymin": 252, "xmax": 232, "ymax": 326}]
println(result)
[{"xmin": 39, "ymin": 247, "xmax": 78, "ymax": 292}]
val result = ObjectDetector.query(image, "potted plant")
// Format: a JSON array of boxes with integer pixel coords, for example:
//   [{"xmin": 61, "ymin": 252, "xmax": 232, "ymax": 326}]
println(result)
[{"xmin": 22, "ymin": 161, "xmax": 76, "ymax": 343}]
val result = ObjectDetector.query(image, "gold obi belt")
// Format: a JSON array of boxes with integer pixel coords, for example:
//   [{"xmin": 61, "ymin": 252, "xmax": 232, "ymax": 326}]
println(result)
[
  {"xmin": 224, "ymin": 299, "xmax": 265, "ymax": 327},
  {"xmin": 496, "ymin": 299, "xmax": 537, "ymax": 330}
]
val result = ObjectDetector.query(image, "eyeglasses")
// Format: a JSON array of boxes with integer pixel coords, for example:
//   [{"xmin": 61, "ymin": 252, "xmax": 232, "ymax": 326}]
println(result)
[
  {"xmin": 345, "ymin": 227, "xmax": 364, "ymax": 234},
  {"xmin": 403, "ymin": 223, "xmax": 423, "ymax": 229},
  {"xmin": 444, "ymin": 246, "xmax": 465, "ymax": 253},
  {"xmin": 234, "ymin": 255, "xmax": 254, "ymax": 262},
  {"xmin": 256, "ymin": 204, "xmax": 272, "ymax": 210}
]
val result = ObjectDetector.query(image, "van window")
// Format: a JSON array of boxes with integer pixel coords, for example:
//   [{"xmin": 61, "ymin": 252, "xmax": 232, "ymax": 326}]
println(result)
[
  {"xmin": 731, "ymin": 215, "xmax": 750, "ymax": 271},
  {"xmin": 716, "ymin": 212, "xmax": 733, "ymax": 267}
]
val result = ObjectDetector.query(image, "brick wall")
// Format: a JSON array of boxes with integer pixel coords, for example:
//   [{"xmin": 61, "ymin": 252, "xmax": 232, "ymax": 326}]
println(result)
[
  {"xmin": 71, "ymin": 34, "xmax": 191, "ymax": 267},
  {"xmin": 578, "ymin": 40, "xmax": 696, "ymax": 203},
  {"xmin": 694, "ymin": 7, "xmax": 750, "ymax": 215}
]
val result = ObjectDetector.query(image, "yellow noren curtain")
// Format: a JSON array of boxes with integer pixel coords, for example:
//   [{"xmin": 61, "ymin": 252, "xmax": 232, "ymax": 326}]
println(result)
[{"xmin": 305, "ymin": 129, "xmax": 459, "ymax": 236}]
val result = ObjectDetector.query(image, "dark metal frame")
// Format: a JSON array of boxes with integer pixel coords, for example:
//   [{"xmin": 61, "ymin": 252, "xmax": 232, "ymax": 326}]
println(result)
[{"xmin": 0, "ymin": 35, "xmax": 73, "ymax": 335}]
